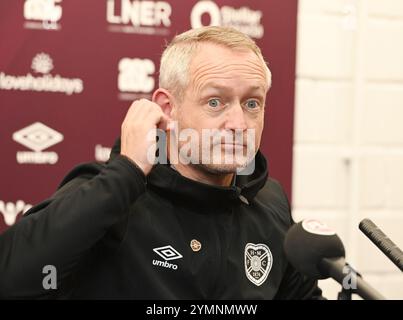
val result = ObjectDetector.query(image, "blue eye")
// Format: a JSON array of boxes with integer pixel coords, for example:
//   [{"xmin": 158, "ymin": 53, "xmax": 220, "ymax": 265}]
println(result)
[
  {"xmin": 208, "ymin": 98, "xmax": 221, "ymax": 108},
  {"xmin": 246, "ymin": 100, "xmax": 258, "ymax": 109}
]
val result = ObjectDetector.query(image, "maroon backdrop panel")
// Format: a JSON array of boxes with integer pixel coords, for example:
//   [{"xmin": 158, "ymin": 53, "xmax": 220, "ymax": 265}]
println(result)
[{"xmin": 0, "ymin": 0, "xmax": 297, "ymax": 232}]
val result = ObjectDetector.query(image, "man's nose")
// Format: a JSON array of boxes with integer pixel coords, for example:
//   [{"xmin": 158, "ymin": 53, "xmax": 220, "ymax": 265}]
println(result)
[{"xmin": 224, "ymin": 103, "xmax": 248, "ymax": 131}]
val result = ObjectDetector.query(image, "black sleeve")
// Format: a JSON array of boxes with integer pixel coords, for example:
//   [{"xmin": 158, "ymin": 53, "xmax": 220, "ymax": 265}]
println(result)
[
  {"xmin": 270, "ymin": 179, "xmax": 326, "ymax": 300},
  {"xmin": 274, "ymin": 263, "xmax": 325, "ymax": 300},
  {"xmin": 0, "ymin": 155, "xmax": 146, "ymax": 299}
]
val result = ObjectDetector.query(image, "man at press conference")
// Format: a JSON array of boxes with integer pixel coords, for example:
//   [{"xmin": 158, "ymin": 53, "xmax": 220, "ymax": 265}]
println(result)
[{"xmin": 0, "ymin": 26, "xmax": 323, "ymax": 299}]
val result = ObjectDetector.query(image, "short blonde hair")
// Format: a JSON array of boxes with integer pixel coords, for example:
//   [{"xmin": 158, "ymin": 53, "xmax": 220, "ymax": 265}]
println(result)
[{"xmin": 159, "ymin": 26, "xmax": 271, "ymax": 100}]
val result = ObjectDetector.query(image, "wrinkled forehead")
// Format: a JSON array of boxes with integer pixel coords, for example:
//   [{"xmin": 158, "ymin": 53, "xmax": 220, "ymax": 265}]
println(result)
[
  {"xmin": 189, "ymin": 43, "xmax": 271, "ymax": 91},
  {"xmin": 189, "ymin": 42, "xmax": 271, "ymax": 90}
]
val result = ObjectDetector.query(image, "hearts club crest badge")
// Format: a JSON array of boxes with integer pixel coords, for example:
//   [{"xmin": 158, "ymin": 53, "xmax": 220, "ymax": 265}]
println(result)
[{"xmin": 244, "ymin": 243, "xmax": 273, "ymax": 286}]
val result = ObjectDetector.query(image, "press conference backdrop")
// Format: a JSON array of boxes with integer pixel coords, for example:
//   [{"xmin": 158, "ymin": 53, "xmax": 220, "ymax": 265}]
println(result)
[{"xmin": 0, "ymin": 0, "xmax": 298, "ymax": 233}]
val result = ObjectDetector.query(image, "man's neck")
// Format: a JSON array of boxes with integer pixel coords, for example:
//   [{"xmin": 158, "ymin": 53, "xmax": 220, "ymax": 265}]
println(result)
[{"xmin": 172, "ymin": 162, "xmax": 234, "ymax": 187}]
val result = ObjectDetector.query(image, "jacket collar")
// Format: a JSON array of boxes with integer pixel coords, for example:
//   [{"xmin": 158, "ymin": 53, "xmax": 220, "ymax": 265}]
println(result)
[{"xmin": 110, "ymin": 138, "xmax": 268, "ymax": 208}]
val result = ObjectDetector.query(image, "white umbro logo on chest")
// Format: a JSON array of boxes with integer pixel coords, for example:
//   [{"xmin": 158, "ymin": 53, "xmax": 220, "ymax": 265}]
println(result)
[{"xmin": 152, "ymin": 245, "xmax": 183, "ymax": 270}]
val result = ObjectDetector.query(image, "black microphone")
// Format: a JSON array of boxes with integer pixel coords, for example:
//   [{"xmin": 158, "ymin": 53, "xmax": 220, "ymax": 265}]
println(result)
[
  {"xmin": 284, "ymin": 219, "xmax": 385, "ymax": 300},
  {"xmin": 359, "ymin": 218, "xmax": 403, "ymax": 272}
]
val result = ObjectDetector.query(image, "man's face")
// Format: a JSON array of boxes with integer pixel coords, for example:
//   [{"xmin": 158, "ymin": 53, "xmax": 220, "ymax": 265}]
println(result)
[{"xmin": 171, "ymin": 42, "xmax": 270, "ymax": 174}]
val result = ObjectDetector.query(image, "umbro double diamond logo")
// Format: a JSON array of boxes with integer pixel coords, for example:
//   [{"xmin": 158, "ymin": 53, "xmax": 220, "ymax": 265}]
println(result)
[{"xmin": 152, "ymin": 245, "xmax": 183, "ymax": 270}]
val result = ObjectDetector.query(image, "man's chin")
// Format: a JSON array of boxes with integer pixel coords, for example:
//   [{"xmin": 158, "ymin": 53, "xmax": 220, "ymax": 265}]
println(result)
[{"xmin": 197, "ymin": 162, "xmax": 248, "ymax": 175}]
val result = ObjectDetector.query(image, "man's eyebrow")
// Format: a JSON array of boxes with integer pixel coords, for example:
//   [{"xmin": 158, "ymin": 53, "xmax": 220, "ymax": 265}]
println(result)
[{"xmin": 198, "ymin": 82, "xmax": 266, "ymax": 94}]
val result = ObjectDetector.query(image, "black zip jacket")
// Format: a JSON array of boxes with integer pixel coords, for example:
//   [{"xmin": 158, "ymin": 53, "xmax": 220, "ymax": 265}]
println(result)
[{"xmin": 0, "ymin": 139, "xmax": 323, "ymax": 299}]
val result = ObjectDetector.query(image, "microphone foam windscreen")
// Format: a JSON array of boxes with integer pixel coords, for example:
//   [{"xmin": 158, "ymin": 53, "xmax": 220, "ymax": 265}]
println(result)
[{"xmin": 284, "ymin": 219, "xmax": 345, "ymax": 278}]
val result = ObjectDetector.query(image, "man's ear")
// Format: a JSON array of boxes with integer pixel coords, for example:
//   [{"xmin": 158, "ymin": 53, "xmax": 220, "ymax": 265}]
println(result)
[{"xmin": 152, "ymin": 88, "xmax": 174, "ymax": 118}]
